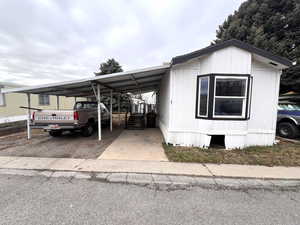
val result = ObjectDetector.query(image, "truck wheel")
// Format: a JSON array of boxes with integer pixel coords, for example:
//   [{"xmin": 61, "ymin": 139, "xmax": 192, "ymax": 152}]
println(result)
[
  {"xmin": 81, "ymin": 123, "xmax": 94, "ymax": 137},
  {"xmin": 278, "ymin": 122, "xmax": 299, "ymax": 139},
  {"xmin": 49, "ymin": 130, "xmax": 62, "ymax": 137}
]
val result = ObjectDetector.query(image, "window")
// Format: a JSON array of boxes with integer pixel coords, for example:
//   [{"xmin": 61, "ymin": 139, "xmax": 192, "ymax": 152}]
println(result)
[
  {"xmin": 0, "ymin": 89, "xmax": 5, "ymax": 107},
  {"xmin": 196, "ymin": 76, "xmax": 209, "ymax": 117},
  {"xmin": 74, "ymin": 102, "xmax": 98, "ymax": 110},
  {"xmin": 90, "ymin": 103, "xmax": 98, "ymax": 109},
  {"xmin": 39, "ymin": 94, "xmax": 50, "ymax": 105},
  {"xmin": 213, "ymin": 76, "xmax": 248, "ymax": 118},
  {"xmin": 278, "ymin": 103, "xmax": 300, "ymax": 111},
  {"xmin": 195, "ymin": 74, "xmax": 251, "ymax": 120}
]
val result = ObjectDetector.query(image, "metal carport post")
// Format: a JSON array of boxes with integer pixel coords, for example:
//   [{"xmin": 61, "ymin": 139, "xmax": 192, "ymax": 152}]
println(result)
[
  {"xmin": 110, "ymin": 90, "xmax": 113, "ymax": 132},
  {"xmin": 97, "ymin": 84, "xmax": 102, "ymax": 141},
  {"xmin": 118, "ymin": 93, "xmax": 121, "ymax": 126},
  {"xmin": 26, "ymin": 93, "xmax": 31, "ymax": 139},
  {"xmin": 93, "ymin": 83, "xmax": 114, "ymax": 140},
  {"xmin": 56, "ymin": 96, "xmax": 60, "ymax": 110}
]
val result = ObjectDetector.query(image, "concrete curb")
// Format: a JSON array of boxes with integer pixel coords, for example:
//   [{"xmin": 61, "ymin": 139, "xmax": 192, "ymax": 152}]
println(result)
[
  {"xmin": 1, "ymin": 156, "xmax": 300, "ymax": 180},
  {"xmin": 1, "ymin": 168, "xmax": 300, "ymax": 191}
]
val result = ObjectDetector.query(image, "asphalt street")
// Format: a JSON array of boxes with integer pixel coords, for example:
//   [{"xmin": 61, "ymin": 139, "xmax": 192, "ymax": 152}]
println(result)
[{"xmin": 0, "ymin": 174, "xmax": 299, "ymax": 225}]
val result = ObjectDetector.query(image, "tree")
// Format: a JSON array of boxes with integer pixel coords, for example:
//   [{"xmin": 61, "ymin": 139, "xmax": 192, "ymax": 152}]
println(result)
[
  {"xmin": 100, "ymin": 94, "xmax": 131, "ymax": 113},
  {"xmin": 94, "ymin": 59, "xmax": 130, "ymax": 112},
  {"xmin": 95, "ymin": 58, "xmax": 123, "ymax": 76},
  {"xmin": 214, "ymin": 0, "xmax": 300, "ymax": 93}
]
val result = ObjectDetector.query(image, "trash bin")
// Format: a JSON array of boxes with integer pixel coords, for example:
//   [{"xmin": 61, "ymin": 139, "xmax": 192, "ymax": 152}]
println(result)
[{"xmin": 146, "ymin": 112, "xmax": 156, "ymax": 128}]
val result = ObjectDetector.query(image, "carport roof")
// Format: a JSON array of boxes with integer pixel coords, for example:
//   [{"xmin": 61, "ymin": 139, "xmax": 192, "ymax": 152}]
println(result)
[{"xmin": 3, "ymin": 64, "xmax": 170, "ymax": 97}]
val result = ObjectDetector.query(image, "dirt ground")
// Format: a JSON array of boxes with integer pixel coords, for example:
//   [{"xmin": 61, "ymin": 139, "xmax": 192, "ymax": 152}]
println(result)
[{"xmin": 0, "ymin": 120, "xmax": 124, "ymax": 159}]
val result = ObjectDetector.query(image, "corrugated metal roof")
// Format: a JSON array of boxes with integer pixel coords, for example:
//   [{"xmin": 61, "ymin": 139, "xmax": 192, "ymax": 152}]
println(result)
[
  {"xmin": 2, "ymin": 64, "xmax": 170, "ymax": 97},
  {"xmin": 3, "ymin": 39, "xmax": 292, "ymax": 98}
]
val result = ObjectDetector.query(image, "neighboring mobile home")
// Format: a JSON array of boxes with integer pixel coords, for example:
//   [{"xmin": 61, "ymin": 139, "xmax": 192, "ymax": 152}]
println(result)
[{"xmin": 0, "ymin": 82, "xmax": 84, "ymax": 122}]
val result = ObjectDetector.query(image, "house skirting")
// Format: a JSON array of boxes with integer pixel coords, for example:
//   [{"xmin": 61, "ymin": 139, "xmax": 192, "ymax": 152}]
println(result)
[{"xmin": 158, "ymin": 122, "xmax": 275, "ymax": 149}]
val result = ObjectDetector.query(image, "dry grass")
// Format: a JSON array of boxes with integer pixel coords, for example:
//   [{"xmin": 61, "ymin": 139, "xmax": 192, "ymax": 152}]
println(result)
[{"xmin": 163, "ymin": 139, "xmax": 300, "ymax": 167}]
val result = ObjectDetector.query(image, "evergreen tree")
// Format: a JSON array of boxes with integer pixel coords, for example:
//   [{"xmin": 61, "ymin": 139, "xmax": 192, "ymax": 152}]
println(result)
[
  {"xmin": 95, "ymin": 58, "xmax": 129, "ymax": 112},
  {"xmin": 214, "ymin": 0, "xmax": 300, "ymax": 93},
  {"xmin": 96, "ymin": 58, "xmax": 123, "ymax": 75}
]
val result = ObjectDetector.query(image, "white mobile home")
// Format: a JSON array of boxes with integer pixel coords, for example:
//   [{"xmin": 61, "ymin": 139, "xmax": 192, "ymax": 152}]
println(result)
[
  {"xmin": 159, "ymin": 39, "xmax": 291, "ymax": 149},
  {"xmin": 3, "ymin": 40, "xmax": 292, "ymax": 149}
]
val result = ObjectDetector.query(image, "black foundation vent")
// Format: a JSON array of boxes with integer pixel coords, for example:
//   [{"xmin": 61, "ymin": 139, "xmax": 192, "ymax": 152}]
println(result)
[{"xmin": 209, "ymin": 135, "xmax": 225, "ymax": 149}]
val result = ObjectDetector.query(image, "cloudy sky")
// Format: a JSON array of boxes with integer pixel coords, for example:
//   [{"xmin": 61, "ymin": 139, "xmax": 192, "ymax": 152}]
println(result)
[{"xmin": 0, "ymin": 0, "xmax": 245, "ymax": 86}]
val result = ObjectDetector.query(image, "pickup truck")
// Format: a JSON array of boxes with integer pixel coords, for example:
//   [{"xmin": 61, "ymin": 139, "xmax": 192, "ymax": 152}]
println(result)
[
  {"xmin": 31, "ymin": 101, "xmax": 110, "ymax": 137},
  {"xmin": 277, "ymin": 102, "xmax": 300, "ymax": 139}
]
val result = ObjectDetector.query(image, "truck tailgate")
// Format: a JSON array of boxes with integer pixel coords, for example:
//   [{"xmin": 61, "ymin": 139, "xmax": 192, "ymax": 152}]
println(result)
[{"xmin": 33, "ymin": 110, "xmax": 75, "ymax": 124}]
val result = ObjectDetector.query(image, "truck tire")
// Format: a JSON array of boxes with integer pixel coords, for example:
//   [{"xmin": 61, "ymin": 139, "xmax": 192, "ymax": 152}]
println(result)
[
  {"xmin": 278, "ymin": 122, "xmax": 299, "ymax": 139},
  {"xmin": 49, "ymin": 130, "xmax": 62, "ymax": 137},
  {"xmin": 81, "ymin": 123, "xmax": 94, "ymax": 137}
]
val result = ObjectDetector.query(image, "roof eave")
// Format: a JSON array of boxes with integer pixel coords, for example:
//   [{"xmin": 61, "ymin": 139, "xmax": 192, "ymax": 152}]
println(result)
[{"xmin": 171, "ymin": 39, "xmax": 293, "ymax": 68}]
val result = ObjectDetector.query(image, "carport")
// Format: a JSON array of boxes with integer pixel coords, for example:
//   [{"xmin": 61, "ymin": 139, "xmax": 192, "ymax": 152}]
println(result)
[{"xmin": 2, "ymin": 64, "xmax": 170, "ymax": 141}]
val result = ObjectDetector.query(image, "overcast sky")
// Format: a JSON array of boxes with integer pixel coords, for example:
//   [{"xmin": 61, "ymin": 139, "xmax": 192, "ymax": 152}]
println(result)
[{"xmin": 0, "ymin": 0, "xmax": 245, "ymax": 86}]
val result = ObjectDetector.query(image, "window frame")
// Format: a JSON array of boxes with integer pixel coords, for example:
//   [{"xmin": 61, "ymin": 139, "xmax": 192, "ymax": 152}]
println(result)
[
  {"xmin": 213, "ymin": 76, "xmax": 248, "ymax": 119},
  {"xmin": 195, "ymin": 74, "xmax": 252, "ymax": 120},
  {"xmin": 0, "ymin": 90, "xmax": 6, "ymax": 107},
  {"xmin": 196, "ymin": 75, "xmax": 210, "ymax": 118},
  {"xmin": 39, "ymin": 94, "xmax": 50, "ymax": 106},
  {"xmin": 0, "ymin": 87, "xmax": 6, "ymax": 107}
]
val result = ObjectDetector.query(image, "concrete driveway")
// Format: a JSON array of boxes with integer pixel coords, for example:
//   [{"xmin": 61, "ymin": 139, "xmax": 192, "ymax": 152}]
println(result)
[{"xmin": 98, "ymin": 128, "xmax": 168, "ymax": 161}]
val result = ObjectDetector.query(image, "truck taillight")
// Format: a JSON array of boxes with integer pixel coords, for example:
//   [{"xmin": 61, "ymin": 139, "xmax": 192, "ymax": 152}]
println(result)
[
  {"xmin": 74, "ymin": 111, "xmax": 79, "ymax": 120},
  {"xmin": 32, "ymin": 112, "xmax": 35, "ymax": 120}
]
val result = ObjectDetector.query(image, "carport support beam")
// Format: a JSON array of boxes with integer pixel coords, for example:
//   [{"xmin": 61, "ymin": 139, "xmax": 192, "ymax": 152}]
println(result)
[
  {"xmin": 118, "ymin": 94, "xmax": 121, "ymax": 126},
  {"xmin": 110, "ymin": 90, "xmax": 113, "ymax": 132},
  {"xmin": 26, "ymin": 93, "xmax": 31, "ymax": 140},
  {"xmin": 56, "ymin": 96, "xmax": 60, "ymax": 110},
  {"xmin": 97, "ymin": 84, "xmax": 101, "ymax": 141}
]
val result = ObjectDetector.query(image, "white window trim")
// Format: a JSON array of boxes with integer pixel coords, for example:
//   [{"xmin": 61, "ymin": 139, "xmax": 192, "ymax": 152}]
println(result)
[
  {"xmin": 247, "ymin": 77, "xmax": 253, "ymax": 118},
  {"xmin": 213, "ymin": 76, "xmax": 248, "ymax": 119},
  {"xmin": 197, "ymin": 76, "xmax": 210, "ymax": 118}
]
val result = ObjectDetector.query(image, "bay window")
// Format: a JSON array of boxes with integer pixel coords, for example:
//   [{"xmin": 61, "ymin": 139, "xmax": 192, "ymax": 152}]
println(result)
[{"xmin": 196, "ymin": 74, "xmax": 251, "ymax": 120}]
